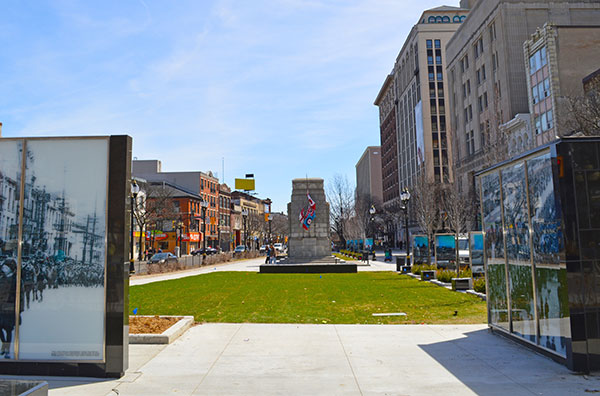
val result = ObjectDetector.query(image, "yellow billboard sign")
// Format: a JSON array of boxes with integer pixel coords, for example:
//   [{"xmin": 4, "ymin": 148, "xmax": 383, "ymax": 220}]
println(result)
[{"xmin": 235, "ymin": 178, "xmax": 255, "ymax": 191}]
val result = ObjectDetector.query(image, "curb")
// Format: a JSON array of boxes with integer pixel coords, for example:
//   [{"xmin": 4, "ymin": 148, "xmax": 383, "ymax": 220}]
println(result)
[{"xmin": 129, "ymin": 315, "xmax": 195, "ymax": 344}]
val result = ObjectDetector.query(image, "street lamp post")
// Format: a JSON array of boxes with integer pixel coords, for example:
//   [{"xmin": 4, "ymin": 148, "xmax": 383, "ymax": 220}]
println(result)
[
  {"xmin": 268, "ymin": 214, "xmax": 272, "ymax": 244},
  {"xmin": 242, "ymin": 209, "xmax": 248, "ymax": 249},
  {"xmin": 130, "ymin": 180, "xmax": 140, "ymax": 274},
  {"xmin": 369, "ymin": 205, "xmax": 376, "ymax": 260},
  {"xmin": 400, "ymin": 188, "xmax": 411, "ymax": 264},
  {"xmin": 200, "ymin": 200, "xmax": 209, "ymax": 254}
]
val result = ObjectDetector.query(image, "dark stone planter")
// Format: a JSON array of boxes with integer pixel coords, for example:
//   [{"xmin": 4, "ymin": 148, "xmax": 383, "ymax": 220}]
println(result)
[
  {"xmin": 421, "ymin": 270, "xmax": 435, "ymax": 280},
  {"xmin": 452, "ymin": 277, "xmax": 473, "ymax": 291}
]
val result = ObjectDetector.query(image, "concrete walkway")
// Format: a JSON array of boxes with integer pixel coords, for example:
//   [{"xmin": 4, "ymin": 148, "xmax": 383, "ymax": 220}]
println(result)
[{"xmin": 6, "ymin": 323, "xmax": 600, "ymax": 395}]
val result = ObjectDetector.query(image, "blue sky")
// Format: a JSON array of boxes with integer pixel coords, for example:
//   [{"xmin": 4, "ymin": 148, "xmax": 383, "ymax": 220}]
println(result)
[{"xmin": 0, "ymin": 0, "xmax": 456, "ymax": 212}]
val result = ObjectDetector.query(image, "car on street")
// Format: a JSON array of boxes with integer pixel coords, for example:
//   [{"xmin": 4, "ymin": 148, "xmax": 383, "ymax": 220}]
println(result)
[
  {"xmin": 259, "ymin": 245, "xmax": 267, "ymax": 253},
  {"xmin": 274, "ymin": 243, "xmax": 284, "ymax": 253},
  {"xmin": 234, "ymin": 245, "xmax": 246, "ymax": 253},
  {"xmin": 148, "ymin": 252, "xmax": 179, "ymax": 264},
  {"xmin": 191, "ymin": 247, "xmax": 218, "ymax": 256}
]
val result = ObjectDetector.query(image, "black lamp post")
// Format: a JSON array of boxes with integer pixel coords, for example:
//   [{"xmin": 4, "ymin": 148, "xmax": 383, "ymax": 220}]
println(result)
[
  {"xmin": 130, "ymin": 180, "xmax": 140, "ymax": 274},
  {"xmin": 201, "ymin": 200, "xmax": 209, "ymax": 253},
  {"xmin": 268, "ymin": 214, "xmax": 272, "ymax": 244},
  {"xmin": 400, "ymin": 188, "xmax": 411, "ymax": 263},
  {"xmin": 242, "ymin": 209, "xmax": 248, "ymax": 249}
]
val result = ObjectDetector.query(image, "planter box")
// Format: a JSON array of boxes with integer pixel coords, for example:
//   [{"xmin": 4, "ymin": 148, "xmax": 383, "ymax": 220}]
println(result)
[
  {"xmin": 452, "ymin": 277, "xmax": 473, "ymax": 291},
  {"xmin": 129, "ymin": 315, "xmax": 195, "ymax": 344},
  {"xmin": 421, "ymin": 270, "xmax": 435, "ymax": 280},
  {"xmin": 0, "ymin": 380, "xmax": 48, "ymax": 396},
  {"xmin": 401, "ymin": 266, "xmax": 411, "ymax": 274}
]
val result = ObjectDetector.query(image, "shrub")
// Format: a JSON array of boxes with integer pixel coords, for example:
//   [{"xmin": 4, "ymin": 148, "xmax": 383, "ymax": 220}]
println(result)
[
  {"xmin": 473, "ymin": 278, "xmax": 486, "ymax": 294},
  {"xmin": 436, "ymin": 270, "xmax": 457, "ymax": 283},
  {"xmin": 458, "ymin": 268, "xmax": 472, "ymax": 278},
  {"xmin": 412, "ymin": 264, "xmax": 436, "ymax": 275}
]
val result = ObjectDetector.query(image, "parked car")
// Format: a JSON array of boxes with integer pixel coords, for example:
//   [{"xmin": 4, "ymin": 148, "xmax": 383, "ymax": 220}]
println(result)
[
  {"xmin": 274, "ymin": 243, "xmax": 284, "ymax": 253},
  {"xmin": 234, "ymin": 245, "xmax": 246, "ymax": 253},
  {"xmin": 259, "ymin": 245, "xmax": 267, "ymax": 253},
  {"xmin": 148, "ymin": 252, "xmax": 179, "ymax": 264},
  {"xmin": 191, "ymin": 247, "xmax": 218, "ymax": 256}
]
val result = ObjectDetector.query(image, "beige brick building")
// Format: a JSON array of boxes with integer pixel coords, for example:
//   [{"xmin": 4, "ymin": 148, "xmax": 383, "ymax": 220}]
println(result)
[
  {"xmin": 524, "ymin": 24, "xmax": 600, "ymax": 145},
  {"xmin": 375, "ymin": 6, "xmax": 469, "ymax": 243},
  {"xmin": 447, "ymin": 0, "xmax": 600, "ymax": 208}
]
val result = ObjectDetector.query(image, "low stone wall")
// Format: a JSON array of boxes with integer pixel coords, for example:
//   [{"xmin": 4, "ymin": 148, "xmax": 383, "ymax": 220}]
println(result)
[{"xmin": 131, "ymin": 251, "xmax": 262, "ymax": 275}]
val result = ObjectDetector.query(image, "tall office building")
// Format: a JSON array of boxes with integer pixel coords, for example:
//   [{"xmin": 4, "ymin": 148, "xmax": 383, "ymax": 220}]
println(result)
[
  {"xmin": 355, "ymin": 146, "xmax": 383, "ymax": 206},
  {"xmin": 375, "ymin": 6, "xmax": 469, "ymax": 242},
  {"xmin": 447, "ymin": 0, "xmax": 600, "ymax": 199}
]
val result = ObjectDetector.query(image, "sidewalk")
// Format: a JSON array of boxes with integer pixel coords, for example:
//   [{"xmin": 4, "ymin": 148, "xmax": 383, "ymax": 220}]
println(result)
[{"xmin": 6, "ymin": 323, "xmax": 599, "ymax": 395}]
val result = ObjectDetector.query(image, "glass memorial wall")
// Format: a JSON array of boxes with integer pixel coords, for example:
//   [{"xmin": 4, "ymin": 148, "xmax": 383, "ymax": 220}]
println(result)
[
  {"xmin": 479, "ymin": 148, "xmax": 569, "ymax": 357},
  {"xmin": 481, "ymin": 171, "xmax": 509, "ymax": 331},
  {"xmin": 0, "ymin": 137, "xmax": 108, "ymax": 362}
]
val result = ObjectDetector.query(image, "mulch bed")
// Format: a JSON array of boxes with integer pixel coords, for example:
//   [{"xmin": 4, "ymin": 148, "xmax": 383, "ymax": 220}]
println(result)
[{"xmin": 130, "ymin": 315, "xmax": 182, "ymax": 334}]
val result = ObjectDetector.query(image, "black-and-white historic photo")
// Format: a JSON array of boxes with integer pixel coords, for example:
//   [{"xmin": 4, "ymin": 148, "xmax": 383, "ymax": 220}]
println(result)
[{"xmin": 0, "ymin": 138, "xmax": 108, "ymax": 361}]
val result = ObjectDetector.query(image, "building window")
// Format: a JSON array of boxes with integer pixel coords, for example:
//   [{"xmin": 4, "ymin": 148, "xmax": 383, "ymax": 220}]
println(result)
[
  {"xmin": 467, "ymin": 79, "xmax": 471, "ymax": 95},
  {"xmin": 437, "ymin": 82, "xmax": 444, "ymax": 97},
  {"xmin": 476, "ymin": 69, "xmax": 481, "ymax": 85},
  {"xmin": 435, "ymin": 54, "xmax": 442, "ymax": 64},
  {"xmin": 428, "ymin": 55, "xmax": 434, "ymax": 65},
  {"xmin": 426, "ymin": 39, "xmax": 433, "ymax": 49},
  {"xmin": 478, "ymin": 96, "xmax": 483, "ymax": 112},
  {"xmin": 529, "ymin": 46, "xmax": 548, "ymax": 73},
  {"xmin": 483, "ymin": 91, "xmax": 488, "ymax": 109},
  {"xmin": 489, "ymin": 22, "xmax": 496, "ymax": 41},
  {"xmin": 482, "ymin": 65, "xmax": 486, "ymax": 81},
  {"xmin": 435, "ymin": 39, "xmax": 441, "ymax": 48}
]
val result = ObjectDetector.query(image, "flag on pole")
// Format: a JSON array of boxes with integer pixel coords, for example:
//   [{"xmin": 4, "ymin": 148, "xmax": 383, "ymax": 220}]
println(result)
[{"xmin": 299, "ymin": 193, "xmax": 316, "ymax": 230}]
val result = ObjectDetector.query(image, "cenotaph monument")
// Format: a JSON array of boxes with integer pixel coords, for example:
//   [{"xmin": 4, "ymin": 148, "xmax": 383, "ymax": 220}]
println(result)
[{"xmin": 260, "ymin": 178, "xmax": 357, "ymax": 273}]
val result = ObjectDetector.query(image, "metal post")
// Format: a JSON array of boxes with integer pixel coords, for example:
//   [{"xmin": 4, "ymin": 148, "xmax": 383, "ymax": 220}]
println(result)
[
  {"xmin": 202, "ymin": 206, "xmax": 207, "ymax": 252},
  {"xmin": 129, "ymin": 194, "xmax": 135, "ymax": 274}
]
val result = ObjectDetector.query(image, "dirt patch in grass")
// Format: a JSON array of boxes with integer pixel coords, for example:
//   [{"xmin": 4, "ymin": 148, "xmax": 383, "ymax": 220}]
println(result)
[{"xmin": 130, "ymin": 315, "xmax": 182, "ymax": 334}]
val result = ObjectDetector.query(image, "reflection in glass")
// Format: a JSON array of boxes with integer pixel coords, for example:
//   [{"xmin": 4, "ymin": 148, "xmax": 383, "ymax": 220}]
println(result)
[
  {"xmin": 0, "ymin": 140, "xmax": 22, "ymax": 360},
  {"xmin": 413, "ymin": 235, "xmax": 429, "ymax": 264},
  {"xmin": 481, "ymin": 172, "xmax": 508, "ymax": 330},
  {"xmin": 470, "ymin": 232, "xmax": 484, "ymax": 275},
  {"xmin": 528, "ymin": 153, "xmax": 569, "ymax": 356},
  {"xmin": 435, "ymin": 234, "xmax": 456, "ymax": 268},
  {"xmin": 18, "ymin": 139, "xmax": 108, "ymax": 361},
  {"xmin": 502, "ymin": 162, "xmax": 535, "ymax": 343}
]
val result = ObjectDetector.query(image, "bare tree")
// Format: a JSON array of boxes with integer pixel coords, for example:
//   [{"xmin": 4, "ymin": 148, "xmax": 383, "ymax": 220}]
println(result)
[
  {"xmin": 270, "ymin": 213, "xmax": 288, "ymax": 243},
  {"xmin": 562, "ymin": 88, "xmax": 600, "ymax": 136},
  {"xmin": 326, "ymin": 174, "xmax": 354, "ymax": 248},
  {"xmin": 441, "ymin": 182, "xmax": 474, "ymax": 267},
  {"xmin": 134, "ymin": 181, "xmax": 180, "ymax": 257},
  {"xmin": 412, "ymin": 171, "xmax": 441, "ymax": 263}
]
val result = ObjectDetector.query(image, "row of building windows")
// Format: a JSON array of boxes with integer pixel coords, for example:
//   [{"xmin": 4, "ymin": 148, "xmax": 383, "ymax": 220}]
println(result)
[
  {"xmin": 428, "ymin": 65, "xmax": 444, "ymax": 82},
  {"xmin": 426, "ymin": 39, "xmax": 441, "ymax": 49},
  {"xmin": 427, "ymin": 49, "xmax": 442, "ymax": 65},
  {"xmin": 478, "ymin": 92, "xmax": 488, "ymax": 112},
  {"xmin": 476, "ymin": 65, "xmax": 487, "ymax": 85},
  {"xmin": 429, "ymin": 82, "xmax": 444, "ymax": 99},
  {"xmin": 474, "ymin": 37, "xmax": 484, "ymax": 59},
  {"xmin": 427, "ymin": 15, "xmax": 466, "ymax": 24}
]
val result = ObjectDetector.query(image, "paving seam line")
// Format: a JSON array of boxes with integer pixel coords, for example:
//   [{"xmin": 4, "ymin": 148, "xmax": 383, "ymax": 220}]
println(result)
[
  {"xmin": 426, "ymin": 325, "xmax": 538, "ymax": 395},
  {"xmin": 334, "ymin": 325, "xmax": 364, "ymax": 396},
  {"xmin": 191, "ymin": 323, "xmax": 243, "ymax": 394}
]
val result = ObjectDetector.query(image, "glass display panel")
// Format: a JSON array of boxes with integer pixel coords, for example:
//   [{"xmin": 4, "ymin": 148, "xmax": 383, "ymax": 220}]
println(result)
[
  {"xmin": 412, "ymin": 235, "xmax": 429, "ymax": 264},
  {"xmin": 0, "ymin": 140, "xmax": 23, "ymax": 360},
  {"xmin": 18, "ymin": 139, "xmax": 108, "ymax": 361},
  {"xmin": 502, "ymin": 162, "xmax": 535, "ymax": 343},
  {"xmin": 469, "ymin": 232, "xmax": 484, "ymax": 275},
  {"xmin": 435, "ymin": 234, "xmax": 456, "ymax": 269},
  {"xmin": 527, "ymin": 153, "xmax": 569, "ymax": 356},
  {"xmin": 481, "ymin": 171, "xmax": 508, "ymax": 330}
]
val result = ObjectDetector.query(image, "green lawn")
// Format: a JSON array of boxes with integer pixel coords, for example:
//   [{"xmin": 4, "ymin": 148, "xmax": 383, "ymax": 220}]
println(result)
[{"xmin": 129, "ymin": 272, "xmax": 487, "ymax": 324}]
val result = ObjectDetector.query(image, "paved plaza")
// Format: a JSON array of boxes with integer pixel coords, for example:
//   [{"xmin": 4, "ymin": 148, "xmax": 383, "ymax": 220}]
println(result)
[
  {"xmin": 3, "ymin": 256, "xmax": 599, "ymax": 395},
  {"xmin": 4, "ymin": 323, "xmax": 600, "ymax": 395}
]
